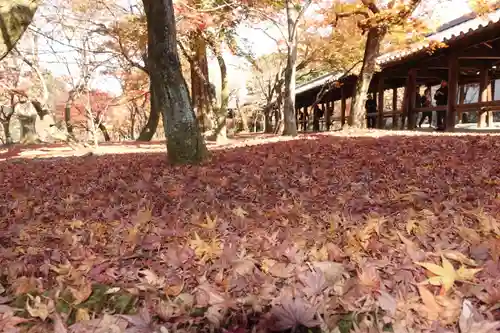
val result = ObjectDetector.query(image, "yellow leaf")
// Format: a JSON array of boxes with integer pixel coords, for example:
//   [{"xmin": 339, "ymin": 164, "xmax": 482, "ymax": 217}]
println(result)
[
  {"xmin": 309, "ymin": 245, "xmax": 328, "ymax": 261},
  {"xmin": 456, "ymin": 266, "xmax": 482, "ymax": 281},
  {"xmin": 164, "ymin": 281, "xmax": 184, "ymax": 297},
  {"xmin": 416, "ymin": 256, "xmax": 456, "ymax": 293},
  {"xmin": 75, "ymin": 308, "xmax": 90, "ymax": 322},
  {"xmin": 406, "ymin": 219, "xmax": 416, "ymax": 235},
  {"xmin": 457, "ymin": 227, "xmax": 481, "ymax": 244},
  {"xmin": 232, "ymin": 207, "xmax": 248, "ymax": 218},
  {"xmin": 69, "ymin": 220, "xmax": 84, "ymax": 229},
  {"xmin": 25, "ymin": 295, "xmax": 52, "ymax": 321},
  {"xmin": 189, "ymin": 232, "xmax": 222, "ymax": 262},
  {"xmin": 198, "ymin": 214, "xmax": 217, "ymax": 230},
  {"xmin": 261, "ymin": 259, "xmax": 275, "ymax": 274},
  {"xmin": 442, "ymin": 250, "xmax": 477, "ymax": 266}
]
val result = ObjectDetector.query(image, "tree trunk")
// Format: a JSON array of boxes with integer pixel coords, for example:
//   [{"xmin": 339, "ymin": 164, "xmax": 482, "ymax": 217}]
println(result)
[
  {"xmin": 142, "ymin": 0, "xmax": 207, "ymax": 165},
  {"xmin": 129, "ymin": 106, "xmax": 136, "ymax": 140},
  {"xmin": 212, "ymin": 41, "xmax": 228, "ymax": 143},
  {"xmin": 64, "ymin": 104, "xmax": 73, "ymax": 134},
  {"xmin": 19, "ymin": 115, "xmax": 38, "ymax": 144},
  {"xmin": 349, "ymin": 28, "xmax": 384, "ymax": 128},
  {"xmin": 282, "ymin": 0, "xmax": 298, "ymax": 136},
  {"xmin": 96, "ymin": 120, "xmax": 111, "ymax": 141},
  {"xmin": 2, "ymin": 120, "xmax": 12, "ymax": 144},
  {"xmin": 264, "ymin": 107, "xmax": 273, "ymax": 133},
  {"xmin": 190, "ymin": 32, "xmax": 213, "ymax": 132},
  {"xmin": 238, "ymin": 108, "xmax": 249, "ymax": 132},
  {"xmin": 0, "ymin": 0, "xmax": 39, "ymax": 61},
  {"xmin": 136, "ymin": 93, "xmax": 160, "ymax": 141}
]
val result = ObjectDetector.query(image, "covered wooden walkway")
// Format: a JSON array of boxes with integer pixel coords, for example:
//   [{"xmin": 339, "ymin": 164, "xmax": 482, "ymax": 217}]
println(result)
[{"xmin": 295, "ymin": 9, "xmax": 500, "ymax": 132}]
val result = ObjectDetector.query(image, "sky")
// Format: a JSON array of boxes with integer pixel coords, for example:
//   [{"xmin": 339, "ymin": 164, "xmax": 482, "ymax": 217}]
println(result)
[{"xmin": 30, "ymin": 0, "xmax": 473, "ymax": 101}]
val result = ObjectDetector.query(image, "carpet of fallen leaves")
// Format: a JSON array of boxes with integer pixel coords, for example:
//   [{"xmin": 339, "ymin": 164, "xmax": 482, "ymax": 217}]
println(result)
[{"xmin": 1, "ymin": 133, "xmax": 500, "ymax": 333}]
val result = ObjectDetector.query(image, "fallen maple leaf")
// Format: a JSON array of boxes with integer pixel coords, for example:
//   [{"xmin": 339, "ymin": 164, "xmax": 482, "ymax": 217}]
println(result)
[
  {"xmin": 416, "ymin": 256, "xmax": 482, "ymax": 293},
  {"xmin": 69, "ymin": 314, "xmax": 128, "ymax": 333},
  {"xmin": 196, "ymin": 213, "xmax": 218, "ymax": 230},
  {"xmin": 377, "ymin": 290, "xmax": 397, "ymax": 316},
  {"xmin": 25, "ymin": 294, "xmax": 53, "ymax": 321},
  {"xmin": 270, "ymin": 297, "xmax": 320, "ymax": 331},
  {"xmin": 189, "ymin": 232, "xmax": 222, "ymax": 262},
  {"xmin": 298, "ymin": 268, "xmax": 326, "ymax": 296}
]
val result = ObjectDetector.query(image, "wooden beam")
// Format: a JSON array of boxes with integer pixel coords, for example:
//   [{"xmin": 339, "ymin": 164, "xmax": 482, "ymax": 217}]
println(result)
[
  {"xmin": 407, "ymin": 68, "xmax": 417, "ymax": 130},
  {"xmin": 377, "ymin": 76, "xmax": 385, "ymax": 128},
  {"xmin": 461, "ymin": 56, "xmax": 500, "ymax": 60},
  {"xmin": 341, "ymin": 85, "xmax": 347, "ymax": 127},
  {"xmin": 446, "ymin": 54, "xmax": 458, "ymax": 131},
  {"xmin": 327, "ymin": 101, "xmax": 333, "ymax": 131},
  {"xmin": 458, "ymin": 85, "xmax": 466, "ymax": 124},
  {"xmin": 478, "ymin": 64, "xmax": 489, "ymax": 127},
  {"xmin": 487, "ymin": 80, "xmax": 494, "ymax": 127},
  {"xmin": 392, "ymin": 88, "xmax": 398, "ymax": 129}
]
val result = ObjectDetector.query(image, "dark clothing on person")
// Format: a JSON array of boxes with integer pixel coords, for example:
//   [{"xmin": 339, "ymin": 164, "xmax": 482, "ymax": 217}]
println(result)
[
  {"xmin": 434, "ymin": 86, "xmax": 448, "ymax": 130},
  {"xmin": 434, "ymin": 86, "xmax": 448, "ymax": 106},
  {"xmin": 313, "ymin": 106, "xmax": 322, "ymax": 131},
  {"xmin": 415, "ymin": 93, "xmax": 423, "ymax": 108},
  {"xmin": 365, "ymin": 98, "xmax": 377, "ymax": 128},
  {"xmin": 418, "ymin": 93, "xmax": 432, "ymax": 127}
]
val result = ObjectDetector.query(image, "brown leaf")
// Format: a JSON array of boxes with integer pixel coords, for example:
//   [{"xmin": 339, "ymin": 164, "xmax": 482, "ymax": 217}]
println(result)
[
  {"xmin": 68, "ymin": 280, "xmax": 92, "ymax": 305},
  {"xmin": 418, "ymin": 285, "xmax": 441, "ymax": 320},
  {"xmin": 312, "ymin": 261, "xmax": 345, "ymax": 283},
  {"xmin": 69, "ymin": 314, "xmax": 128, "ymax": 333},
  {"xmin": 299, "ymin": 268, "xmax": 326, "ymax": 296},
  {"xmin": 377, "ymin": 290, "xmax": 397, "ymax": 316},
  {"xmin": 270, "ymin": 297, "xmax": 320, "ymax": 330}
]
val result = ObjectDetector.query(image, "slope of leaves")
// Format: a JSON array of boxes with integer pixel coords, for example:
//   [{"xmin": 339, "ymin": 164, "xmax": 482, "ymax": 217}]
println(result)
[{"xmin": 1, "ymin": 133, "xmax": 500, "ymax": 332}]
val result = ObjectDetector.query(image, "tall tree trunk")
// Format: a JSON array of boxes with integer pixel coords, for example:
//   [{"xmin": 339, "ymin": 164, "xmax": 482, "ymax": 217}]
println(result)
[
  {"xmin": 349, "ymin": 28, "xmax": 384, "ymax": 128},
  {"xmin": 282, "ymin": 0, "xmax": 298, "ymax": 136},
  {"xmin": 0, "ymin": 0, "xmax": 39, "ymax": 61},
  {"xmin": 190, "ymin": 32, "xmax": 212, "ymax": 132},
  {"xmin": 238, "ymin": 108, "xmax": 249, "ymax": 132},
  {"xmin": 261, "ymin": 106, "xmax": 271, "ymax": 133},
  {"xmin": 64, "ymin": 104, "xmax": 73, "ymax": 134},
  {"xmin": 142, "ymin": 0, "xmax": 207, "ymax": 164},
  {"xmin": 2, "ymin": 120, "xmax": 12, "ymax": 144},
  {"xmin": 136, "ymin": 91, "xmax": 160, "ymax": 141},
  {"xmin": 211, "ymin": 41, "xmax": 228, "ymax": 143},
  {"xmin": 96, "ymin": 121, "xmax": 111, "ymax": 141}
]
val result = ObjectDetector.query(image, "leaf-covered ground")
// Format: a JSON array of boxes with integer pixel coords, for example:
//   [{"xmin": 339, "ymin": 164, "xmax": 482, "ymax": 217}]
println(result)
[{"xmin": 1, "ymin": 132, "xmax": 500, "ymax": 333}]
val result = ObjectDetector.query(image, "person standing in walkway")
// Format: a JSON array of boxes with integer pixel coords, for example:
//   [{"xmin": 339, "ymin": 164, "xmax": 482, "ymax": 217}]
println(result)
[
  {"xmin": 365, "ymin": 94, "xmax": 377, "ymax": 128},
  {"xmin": 434, "ymin": 80, "xmax": 448, "ymax": 130},
  {"xmin": 419, "ymin": 87, "xmax": 433, "ymax": 128}
]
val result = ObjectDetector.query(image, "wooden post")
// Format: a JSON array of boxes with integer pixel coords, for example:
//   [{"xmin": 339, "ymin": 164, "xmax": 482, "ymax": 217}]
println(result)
[
  {"xmin": 377, "ymin": 77, "xmax": 385, "ymax": 128},
  {"xmin": 407, "ymin": 69, "xmax": 417, "ymax": 130},
  {"xmin": 487, "ymin": 80, "xmax": 494, "ymax": 127},
  {"xmin": 341, "ymin": 85, "xmax": 347, "ymax": 127},
  {"xmin": 446, "ymin": 54, "xmax": 458, "ymax": 131},
  {"xmin": 458, "ymin": 85, "xmax": 465, "ymax": 124},
  {"xmin": 392, "ymin": 88, "xmax": 398, "ymax": 129},
  {"xmin": 478, "ymin": 65, "xmax": 488, "ymax": 128},
  {"xmin": 325, "ymin": 101, "xmax": 332, "ymax": 131},
  {"xmin": 312, "ymin": 103, "xmax": 319, "ymax": 132}
]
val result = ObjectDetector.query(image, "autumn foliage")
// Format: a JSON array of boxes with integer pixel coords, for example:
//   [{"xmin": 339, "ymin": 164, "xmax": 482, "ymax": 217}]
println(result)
[{"xmin": 1, "ymin": 133, "xmax": 500, "ymax": 332}]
